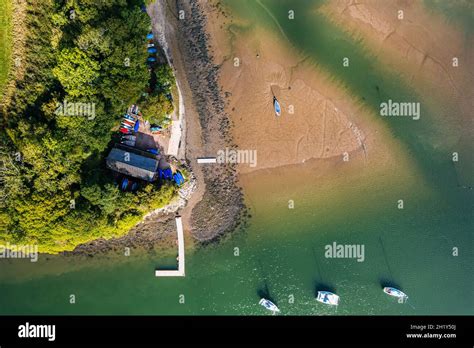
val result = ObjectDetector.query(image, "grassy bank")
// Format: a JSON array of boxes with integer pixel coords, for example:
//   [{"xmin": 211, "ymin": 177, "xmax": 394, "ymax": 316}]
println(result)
[{"xmin": 0, "ymin": 0, "xmax": 13, "ymax": 96}]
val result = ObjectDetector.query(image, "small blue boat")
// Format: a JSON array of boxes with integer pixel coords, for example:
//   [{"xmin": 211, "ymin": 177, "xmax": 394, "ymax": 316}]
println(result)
[
  {"xmin": 160, "ymin": 168, "xmax": 173, "ymax": 180},
  {"xmin": 147, "ymin": 57, "xmax": 156, "ymax": 62},
  {"xmin": 148, "ymin": 47, "xmax": 157, "ymax": 54},
  {"xmin": 146, "ymin": 33, "xmax": 154, "ymax": 40},
  {"xmin": 121, "ymin": 178, "xmax": 129, "ymax": 191},
  {"xmin": 273, "ymin": 96, "xmax": 281, "ymax": 116},
  {"xmin": 134, "ymin": 120, "xmax": 140, "ymax": 132},
  {"xmin": 164, "ymin": 168, "xmax": 173, "ymax": 180},
  {"xmin": 147, "ymin": 149, "xmax": 159, "ymax": 155},
  {"xmin": 173, "ymin": 171, "xmax": 185, "ymax": 186}
]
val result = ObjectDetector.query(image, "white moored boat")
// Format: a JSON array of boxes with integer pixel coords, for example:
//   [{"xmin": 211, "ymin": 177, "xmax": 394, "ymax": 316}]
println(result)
[
  {"xmin": 383, "ymin": 287, "xmax": 408, "ymax": 300},
  {"xmin": 259, "ymin": 298, "xmax": 280, "ymax": 313},
  {"xmin": 316, "ymin": 291, "xmax": 340, "ymax": 306}
]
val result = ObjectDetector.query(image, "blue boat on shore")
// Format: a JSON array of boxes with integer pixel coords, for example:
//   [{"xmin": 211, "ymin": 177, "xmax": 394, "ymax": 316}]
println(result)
[
  {"xmin": 273, "ymin": 96, "xmax": 281, "ymax": 116},
  {"xmin": 173, "ymin": 171, "xmax": 185, "ymax": 186}
]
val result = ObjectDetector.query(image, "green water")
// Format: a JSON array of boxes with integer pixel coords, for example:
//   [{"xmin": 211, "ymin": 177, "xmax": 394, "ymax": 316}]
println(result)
[{"xmin": 0, "ymin": 0, "xmax": 472, "ymax": 315}]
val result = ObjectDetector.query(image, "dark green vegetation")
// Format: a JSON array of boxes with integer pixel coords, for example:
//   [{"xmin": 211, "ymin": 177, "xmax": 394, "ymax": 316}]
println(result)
[
  {"xmin": 140, "ymin": 64, "xmax": 175, "ymax": 125},
  {"xmin": 0, "ymin": 0, "xmax": 176, "ymax": 253},
  {"xmin": 0, "ymin": 0, "xmax": 13, "ymax": 94}
]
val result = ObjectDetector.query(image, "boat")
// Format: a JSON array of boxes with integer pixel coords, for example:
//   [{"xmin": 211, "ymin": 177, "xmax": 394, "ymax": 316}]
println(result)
[
  {"xmin": 173, "ymin": 171, "xmax": 185, "ymax": 186},
  {"xmin": 123, "ymin": 113, "xmax": 135, "ymax": 121},
  {"xmin": 150, "ymin": 125, "xmax": 162, "ymax": 133},
  {"xmin": 122, "ymin": 119, "xmax": 135, "ymax": 127},
  {"xmin": 273, "ymin": 96, "xmax": 281, "ymax": 116},
  {"xmin": 121, "ymin": 178, "xmax": 129, "ymax": 191},
  {"xmin": 134, "ymin": 120, "xmax": 140, "ymax": 132},
  {"xmin": 383, "ymin": 287, "xmax": 408, "ymax": 300},
  {"xmin": 259, "ymin": 298, "xmax": 280, "ymax": 313},
  {"xmin": 122, "ymin": 135, "xmax": 136, "ymax": 141},
  {"xmin": 146, "ymin": 148, "xmax": 159, "ymax": 155},
  {"xmin": 129, "ymin": 105, "xmax": 139, "ymax": 115},
  {"xmin": 119, "ymin": 128, "xmax": 132, "ymax": 134},
  {"xmin": 316, "ymin": 291, "xmax": 340, "ymax": 306}
]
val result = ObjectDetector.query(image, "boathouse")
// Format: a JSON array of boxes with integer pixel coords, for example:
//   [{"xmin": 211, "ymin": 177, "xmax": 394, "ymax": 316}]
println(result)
[{"xmin": 106, "ymin": 145, "xmax": 159, "ymax": 182}]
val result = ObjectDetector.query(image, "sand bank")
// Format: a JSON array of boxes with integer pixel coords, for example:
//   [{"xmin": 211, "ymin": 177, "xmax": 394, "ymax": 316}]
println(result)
[
  {"xmin": 204, "ymin": 1, "xmax": 372, "ymax": 174},
  {"xmin": 201, "ymin": 0, "xmax": 435, "ymax": 211},
  {"xmin": 319, "ymin": 0, "xmax": 473, "ymax": 122}
]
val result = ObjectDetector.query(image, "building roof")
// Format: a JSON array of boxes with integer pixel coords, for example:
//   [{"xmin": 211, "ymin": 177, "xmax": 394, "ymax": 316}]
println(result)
[{"xmin": 106, "ymin": 148, "xmax": 159, "ymax": 182}]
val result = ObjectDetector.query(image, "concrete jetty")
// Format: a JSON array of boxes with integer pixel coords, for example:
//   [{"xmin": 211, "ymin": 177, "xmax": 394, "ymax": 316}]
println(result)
[
  {"xmin": 155, "ymin": 216, "xmax": 185, "ymax": 277},
  {"xmin": 197, "ymin": 157, "xmax": 217, "ymax": 164}
]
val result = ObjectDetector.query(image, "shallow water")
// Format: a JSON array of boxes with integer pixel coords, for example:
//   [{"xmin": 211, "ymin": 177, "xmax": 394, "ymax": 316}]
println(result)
[{"xmin": 0, "ymin": 0, "xmax": 472, "ymax": 315}]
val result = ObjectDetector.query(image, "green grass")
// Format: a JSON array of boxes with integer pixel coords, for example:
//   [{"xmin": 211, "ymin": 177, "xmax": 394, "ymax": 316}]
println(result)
[{"xmin": 0, "ymin": 0, "xmax": 13, "ymax": 97}]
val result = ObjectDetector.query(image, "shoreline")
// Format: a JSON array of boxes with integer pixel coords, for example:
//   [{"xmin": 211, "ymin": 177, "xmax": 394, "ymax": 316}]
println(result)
[
  {"xmin": 65, "ymin": 0, "xmax": 246, "ymax": 256},
  {"xmin": 169, "ymin": 0, "xmax": 246, "ymax": 241}
]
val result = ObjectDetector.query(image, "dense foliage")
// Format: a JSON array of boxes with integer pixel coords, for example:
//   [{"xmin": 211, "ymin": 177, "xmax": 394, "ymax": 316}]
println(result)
[
  {"xmin": 140, "ymin": 63, "xmax": 175, "ymax": 125},
  {"xmin": 0, "ymin": 0, "xmax": 177, "ymax": 253}
]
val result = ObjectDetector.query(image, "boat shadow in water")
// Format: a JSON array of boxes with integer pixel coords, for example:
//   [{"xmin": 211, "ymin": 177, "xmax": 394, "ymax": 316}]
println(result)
[
  {"xmin": 312, "ymin": 246, "xmax": 336, "ymax": 296},
  {"xmin": 257, "ymin": 282, "xmax": 277, "ymax": 305},
  {"xmin": 313, "ymin": 281, "xmax": 336, "ymax": 297},
  {"xmin": 379, "ymin": 278, "xmax": 402, "ymax": 291}
]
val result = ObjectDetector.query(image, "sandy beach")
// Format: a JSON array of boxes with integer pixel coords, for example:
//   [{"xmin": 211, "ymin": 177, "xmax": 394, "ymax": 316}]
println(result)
[
  {"xmin": 202, "ymin": 1, "xmax": 381, "ymax": 174},
  {"xmin": 209, "ymin": 22, "xmax": 367, "ymax": 173}
]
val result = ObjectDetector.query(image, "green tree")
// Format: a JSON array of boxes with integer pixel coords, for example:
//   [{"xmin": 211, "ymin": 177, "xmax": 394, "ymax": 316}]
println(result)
[{"xmin": 53, "ymin": 48, "xmax": 100, "ymax": 97}]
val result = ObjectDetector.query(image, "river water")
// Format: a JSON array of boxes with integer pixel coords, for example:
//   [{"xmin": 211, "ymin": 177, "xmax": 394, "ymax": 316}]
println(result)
[{"xmin": 0, "ymin": 0, "xmax": 472, "ymax": 315}]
